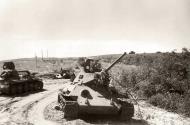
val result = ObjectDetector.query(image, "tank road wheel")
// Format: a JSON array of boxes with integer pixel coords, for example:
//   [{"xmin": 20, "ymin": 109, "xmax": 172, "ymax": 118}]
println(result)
[
  {"xmin": 58, "ymin": 94, "xmax": 61, "ymax": 103},
  {"xmin": 17, "ymin": 85, "xmax": 23, "ymax": 94},
  {"xmin": 34, "ymin": 83, "xmax": 38, "ymax": 91},
  {"xmin": 119, "ymin": 102, "xmax": 134, "ymax": 121},
  {"xmin": 39, "ymin": 82, "xmax": 43, "ymax": 90},
  {"xmin": 24, "ymin": 84, "xmax": 29, "ymax": 93},
  {"xmin": 29, "ymin": 83, "xmax": 34, "ymax": 92},
  {"xmin": 37, "ymin": 81, "xmax": 43, "ymax": 90},
  {"xmin": 58, "ymin": 95, "xmax": 65, "ymax": 108},
  {"xmin": 10, "ymin": 86, "xmax": 17, "ymax": 95},
  {"xmin": 58, "ymin": 95, "xmax": 60, "ymax": 103}
]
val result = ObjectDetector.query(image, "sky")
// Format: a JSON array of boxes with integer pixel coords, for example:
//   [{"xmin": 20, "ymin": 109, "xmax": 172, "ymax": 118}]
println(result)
[{"xmin": 0, "ymin": 0, "xmax": 190, "ymax": 60}]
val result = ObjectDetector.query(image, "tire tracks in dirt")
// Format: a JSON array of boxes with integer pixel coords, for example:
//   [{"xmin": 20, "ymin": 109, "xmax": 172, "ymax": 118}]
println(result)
[
  {"xmin": 28, "ymin": 92, "xmax": 60, "ymax": 125},
  {"xmin": 1, "ymin": 79, "xmax": 190, "ymax": 125},
  {"xmin": 0, "ymin": 79, "xmax": 68, "ymax": 125},
  {"xmin": 7, "ymin": 89, "xmax": 60, "ymax": 125}
]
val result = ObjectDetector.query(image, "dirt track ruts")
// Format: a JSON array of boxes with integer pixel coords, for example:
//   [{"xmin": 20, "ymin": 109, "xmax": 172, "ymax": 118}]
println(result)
[
  {"xmin": 0, "ymin": 79, "xmax": 68, "ymax": 125},
  {"xmin": 0, "ymin": 79, "xmax": 190, "ymax": 125}
]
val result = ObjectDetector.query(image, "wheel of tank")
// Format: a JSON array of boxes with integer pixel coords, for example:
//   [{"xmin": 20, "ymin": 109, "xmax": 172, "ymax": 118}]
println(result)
[
  {"xmin": 29, "ymin": 83, "xmax": 34, "ymax": 91},
  {"xmin": 58, "ymin": 94, "xmax": 61, "ymax": 103},
  {"xmin": 23, "ymin": 84, "xmax": 29, "ymax": 93},
  {"xmin": 38, "ymin": 82, "xmax": 43, "ymax": 90},
  {"xmin": 119, "ymin": 102, "xmax": 134, "ymax": 121},
  {"xmin": 58, "ymin": 94, "xmax": 66, "ymax": 110},
  {"xmin": 17, "ymin": 84, "xmax": 23, "ymax": 94},
  {"xmin": 34, "ymin": 83, "xmax": 39, "ymax": 91},
  {"xmin": 9, "ymin": 86, "xmax": 17, "ymax": 95}
]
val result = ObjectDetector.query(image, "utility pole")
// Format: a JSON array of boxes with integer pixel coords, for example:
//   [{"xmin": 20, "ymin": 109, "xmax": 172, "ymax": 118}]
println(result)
[
  {"xmin": 47, "ymin": 49, "xmax": 48, "ymax": 60},
  {"xmin": 41, "ymin": 49, "xmax": 44, "ymax": 61},
  {"xmin": 35, "ymin": 53, "xmax": 37, "ymax": 68}
]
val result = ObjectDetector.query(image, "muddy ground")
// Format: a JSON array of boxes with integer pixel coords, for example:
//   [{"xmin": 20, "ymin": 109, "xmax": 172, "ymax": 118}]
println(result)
[{"xmin": 0, "ymin": 79, "xmax": 190, "ymax": 125}]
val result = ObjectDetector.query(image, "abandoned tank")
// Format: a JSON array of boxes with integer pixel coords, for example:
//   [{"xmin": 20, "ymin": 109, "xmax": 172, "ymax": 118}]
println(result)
[
  {"xmin": 0, "ymin": 62, "xmax": 43, "ymax": 95},
  {"xmin": 58, "ymin": 52, "xmax": 134, "ymax": 120},
  {"xmin": 55, "ymin": 68, "xmax": 76, "ymax": 82}
]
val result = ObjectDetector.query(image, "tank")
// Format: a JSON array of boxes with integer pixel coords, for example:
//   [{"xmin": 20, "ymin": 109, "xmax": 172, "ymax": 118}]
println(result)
[
  {"xmin": 58, "ymin": 52, "xmax": 134, "ymax": 120},
  {"xmin": 0, "ymin": 62, "xmax": 43, "ymax": 95},
  {"xmin": 57, "ymin": 68, "xmax": 76, "ymax": 81}
]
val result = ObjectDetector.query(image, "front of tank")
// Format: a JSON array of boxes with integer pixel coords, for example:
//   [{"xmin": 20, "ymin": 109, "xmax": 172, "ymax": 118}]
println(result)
[{"xmin": 69, "ymin": 85, "xmax": 120, "ymax": 116}]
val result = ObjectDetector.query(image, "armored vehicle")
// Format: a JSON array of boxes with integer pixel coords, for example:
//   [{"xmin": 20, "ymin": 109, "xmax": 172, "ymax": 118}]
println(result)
[
  {"xmin": 58, "ymin": 52, "xmax": 134, "ymax": 120},
  {"xmin": 0, "ymin": 62, "xmax": 43, "ymax": 95},
  {"xmin": 59, "ymin": 68, "xmax": 76, "ymax": 81}
]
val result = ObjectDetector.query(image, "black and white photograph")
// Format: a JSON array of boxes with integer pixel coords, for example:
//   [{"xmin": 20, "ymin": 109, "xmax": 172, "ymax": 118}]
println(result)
[{"xmin": 0, "ymin": 0, "xmax": 190, "ymax": 125}]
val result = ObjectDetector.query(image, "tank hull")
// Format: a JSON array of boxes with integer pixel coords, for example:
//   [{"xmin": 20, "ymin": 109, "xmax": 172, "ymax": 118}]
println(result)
[
  {"xmin": 58, "ymin": 84, "xmax": 134, "ymax": 119},
  {"xmin": 0, "ymin": 79, "xmax": 43, "ymax": 95}
]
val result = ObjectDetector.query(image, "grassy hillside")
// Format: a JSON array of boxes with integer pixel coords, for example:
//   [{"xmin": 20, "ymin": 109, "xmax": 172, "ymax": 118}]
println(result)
[{"xmin": 98, "ymin": 50, "xmax": 190, "ymax": 117}]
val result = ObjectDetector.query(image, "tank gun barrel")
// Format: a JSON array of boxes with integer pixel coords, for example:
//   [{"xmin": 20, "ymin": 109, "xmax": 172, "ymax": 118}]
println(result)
[{"xmin": 105, "ymin": 52, "xmax": 126, "ymax": 72}]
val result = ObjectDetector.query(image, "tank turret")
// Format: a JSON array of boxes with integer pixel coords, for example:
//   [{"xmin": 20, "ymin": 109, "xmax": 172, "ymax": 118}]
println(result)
[
  {"xmin": 3, "ymin": 62, "xmax": 16, "ymax": 70},
  {"xmin": 58, "ymin": 52, "xmax": 134, "ymax": 120},
  {"xmin": 1, "ymin": 62, "xmax": 19, "ymax": 80}
]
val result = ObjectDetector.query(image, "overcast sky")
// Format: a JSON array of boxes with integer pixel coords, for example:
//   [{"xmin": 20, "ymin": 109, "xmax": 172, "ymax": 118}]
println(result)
[{"xmin": 0, "ymin": 0, "xmax": 190, "ymax": 60}]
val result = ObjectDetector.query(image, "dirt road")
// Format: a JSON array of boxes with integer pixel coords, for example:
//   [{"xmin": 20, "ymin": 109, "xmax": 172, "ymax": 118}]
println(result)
[
  {"xmin": 0, "ymin": 79, "xmax": 68, "ymax": 125},
  {"xmin": 0, "ymin": 79, "xmax": 190, "ymax": 125}
]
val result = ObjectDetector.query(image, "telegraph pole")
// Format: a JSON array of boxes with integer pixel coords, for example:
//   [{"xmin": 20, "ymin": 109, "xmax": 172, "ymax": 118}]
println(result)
[
  {"xmin": 41, "ymin": 49, "xmax": 44, "ymax": 61},
  {"xmin": 47, "ymin": 49, "xmax": 48, "ymax": 60},
  {"xmin": 35, "ymin": 53, "xmax": 37, "ymax": 68}
]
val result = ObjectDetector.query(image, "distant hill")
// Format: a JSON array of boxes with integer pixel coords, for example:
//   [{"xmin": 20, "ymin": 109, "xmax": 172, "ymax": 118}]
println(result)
[
  {"xmin": 1, "ymin": 52, "xmax": 189, "ymax": 73},
  {"xmin": 0, "ymin": 57, "xmax": 78, "ymax": 73}
]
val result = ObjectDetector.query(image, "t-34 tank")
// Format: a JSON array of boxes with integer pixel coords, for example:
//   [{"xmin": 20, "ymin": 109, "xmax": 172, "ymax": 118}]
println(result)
[
  {"xmin": 0, "ymin": 62, "xmax": 43, "ymax": 95},
  {"xmin": 58, "ymin": 52, "xmax": 134, "ymax": 120}
]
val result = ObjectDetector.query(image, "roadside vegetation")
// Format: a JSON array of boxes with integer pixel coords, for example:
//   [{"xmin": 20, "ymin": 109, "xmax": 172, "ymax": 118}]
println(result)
[{"xmin": 101, "ymin": 48, "xmax": 190, "ymax": 117}]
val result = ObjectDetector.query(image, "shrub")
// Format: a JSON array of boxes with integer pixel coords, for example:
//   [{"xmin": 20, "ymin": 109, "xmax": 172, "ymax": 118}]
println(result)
[
  {"xmin": 104, "ymin": 49, "xmax": 190, "ymax": 116},
  {"xmin": 135, "ymin": 80, "xmax": 150, "ymax": 97},
  {"xmin": 129, "ymin": 51, "xmax": 136, "ymax": 54},
  {"xmin": 77, "ymin": 57, "xmax": 85, "ymax": 67},
  {"xmin": 143, "ymin": 84, "xmax": 156, "ymax": 98},
  {"xmin": 165, "ymin": 93, "xmax": 182, "ymax": 111},
  {"xmin": 148, "ymin": 93, "xmax": 167, "ymax": 107},
  {"xmin": 183, "ymin": 93, "xmax": 190, "ymax": 116},
  {"xmin": 149, "ymin": 93, "xmax": 183, "ymax": 112}
]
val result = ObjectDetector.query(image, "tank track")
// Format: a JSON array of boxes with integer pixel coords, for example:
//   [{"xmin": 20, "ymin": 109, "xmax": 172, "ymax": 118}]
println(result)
[
  {"xmin": 8, "ymin": 81, "xmax": 43, "ymax": 95},
  {"xmin": 119, "ymin": 101, "xmax": 134, "ymax": 120}
]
